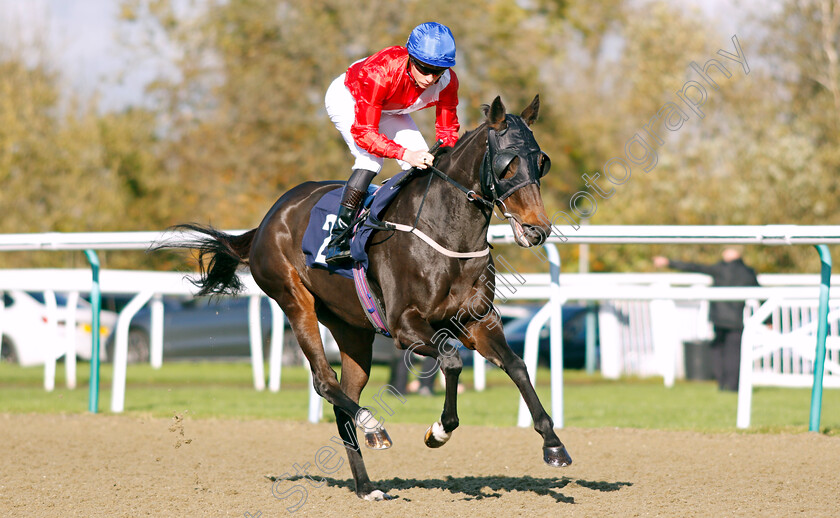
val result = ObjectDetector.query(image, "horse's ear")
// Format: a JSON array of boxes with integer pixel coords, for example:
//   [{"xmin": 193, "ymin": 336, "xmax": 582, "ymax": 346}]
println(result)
[
  {"xmin": 520, "ymin": 94, "xmax": 540, "ymax": 126},
  {"xmin": 487, "ymin": 96, "xmax": 507, "ymax": 131}
]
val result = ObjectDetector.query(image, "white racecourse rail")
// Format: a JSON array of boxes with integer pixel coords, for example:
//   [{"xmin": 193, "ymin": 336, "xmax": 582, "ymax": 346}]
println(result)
[{"xmin": 0, "ymin": 225, "xmax": 838, "ymax": 428}]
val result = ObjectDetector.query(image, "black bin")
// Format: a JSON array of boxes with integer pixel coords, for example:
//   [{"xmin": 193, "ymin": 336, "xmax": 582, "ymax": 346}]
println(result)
[{"xmin": 683, "ymin": 340, "xmax": 714, "ymax": 380}]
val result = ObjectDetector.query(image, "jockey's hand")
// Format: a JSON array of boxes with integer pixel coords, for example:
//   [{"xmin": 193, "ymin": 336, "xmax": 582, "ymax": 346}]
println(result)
[{"xmin": 403, "ymin": 149, "xmax": 435, "ymax": 169}]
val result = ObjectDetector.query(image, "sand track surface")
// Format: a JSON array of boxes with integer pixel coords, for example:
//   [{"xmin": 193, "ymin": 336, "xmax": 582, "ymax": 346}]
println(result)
[{"xmin": 2, "ymin": 413, "xmax": 838, "ymax": 517}]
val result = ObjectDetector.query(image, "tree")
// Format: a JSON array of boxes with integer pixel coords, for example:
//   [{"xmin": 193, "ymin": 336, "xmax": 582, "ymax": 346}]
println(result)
[
  {"xmin": 118, "ymin": 0, "xmax": 563, "ymax": 229},
  {"xmin": 0, "ymin": 41, "xmax": 166, "ymax": 268}
]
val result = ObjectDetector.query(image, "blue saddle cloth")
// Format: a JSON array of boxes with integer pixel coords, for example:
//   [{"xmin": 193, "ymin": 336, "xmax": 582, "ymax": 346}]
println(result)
[{"xmin": 302, "ymin": 170, "xmax": 410, "ymax": 279}]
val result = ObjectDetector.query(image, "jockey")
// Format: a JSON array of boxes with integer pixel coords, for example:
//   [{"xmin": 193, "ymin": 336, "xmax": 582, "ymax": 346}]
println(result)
[{"xmin": 323, "ymin": 22, "xmax": 460, "ymax": 265}]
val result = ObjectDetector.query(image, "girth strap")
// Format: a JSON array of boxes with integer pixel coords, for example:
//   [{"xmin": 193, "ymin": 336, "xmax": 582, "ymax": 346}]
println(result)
[{"xmin": 352, "ymin": 262, "xmax": 392, "ymax": 337}]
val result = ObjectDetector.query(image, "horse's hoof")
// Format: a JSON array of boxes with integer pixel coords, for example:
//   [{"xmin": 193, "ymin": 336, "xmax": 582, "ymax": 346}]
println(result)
[
  {"xmin": 543, "ymin": 445, "xmax": 572, "ymax": 467},
  {"xmin": 424, "ymin": 421, "xmax": 451, "ymax": 448},
  {"xmin": 364, "ymin": 429, "xmax": 393, "ymax": 450},
  {"xmin": 362, "ymin": 489, "xmax": 392, "ymax": 501}
]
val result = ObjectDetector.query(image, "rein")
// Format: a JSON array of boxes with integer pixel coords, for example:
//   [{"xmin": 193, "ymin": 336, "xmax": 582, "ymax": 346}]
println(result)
[
  {"xmin": 371, "ymin": 120, "xmax": 543, "ymax": 258},
  {"xmin": 367, "ymin": 166, "xmax": 493, "ymax": 258},
  {"xmin": 388, "ymin": 141, "xmax": 496, "ymax": 213},
  {"xmin": 424, "ymin": 163, "xmax": 496, "ymax": 210},
  {"xmin": 372, "ymin": 162, "xmax": 495, "ymax": 259}
]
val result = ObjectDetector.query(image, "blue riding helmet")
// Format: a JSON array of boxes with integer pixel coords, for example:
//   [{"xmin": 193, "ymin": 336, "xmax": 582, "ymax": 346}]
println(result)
[{"xmin": 406, "ymin": 22, "xmax": 456, "ymax": 68}]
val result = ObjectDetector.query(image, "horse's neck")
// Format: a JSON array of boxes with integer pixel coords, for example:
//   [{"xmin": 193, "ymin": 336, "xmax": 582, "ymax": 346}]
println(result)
[
  {"xmin": 408, "ymin": 133, "xmax": 490, "ymax": 252},
  {"xmin": 442, "ymin": 127, "xmax": 487, "ymax": 192}
]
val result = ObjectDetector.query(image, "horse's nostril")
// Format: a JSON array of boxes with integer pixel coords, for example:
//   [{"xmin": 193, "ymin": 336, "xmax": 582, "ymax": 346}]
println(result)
[
  {"xmin": 521, "ymin": 224, "xmax": 549, "ymax": 245},
  {"xmin": 524, "ymin": 225, "xmax": 544, "ymax": 238}
]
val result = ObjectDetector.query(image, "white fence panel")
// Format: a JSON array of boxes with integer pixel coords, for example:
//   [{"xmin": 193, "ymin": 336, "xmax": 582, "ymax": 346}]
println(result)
[
  {"xmin": 737, "ymin": 302, "xmax": 840, "ymax": 428},
  {"xmin": 749, "ymin": 303, "xmax": 840, "ymax": 388}
]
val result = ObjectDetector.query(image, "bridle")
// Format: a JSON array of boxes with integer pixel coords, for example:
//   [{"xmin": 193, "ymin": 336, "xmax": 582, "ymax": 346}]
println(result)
[
  {"xmin": 420, "ymin": 115, "xmax": 551, "ymax": 221},
  {"xmin": 368, "ymin": 114, "xmax": 551, "ymax": 256},
  {"xmin": 480, "ymin": 115, "xmax": 550, "ymax": 209}
]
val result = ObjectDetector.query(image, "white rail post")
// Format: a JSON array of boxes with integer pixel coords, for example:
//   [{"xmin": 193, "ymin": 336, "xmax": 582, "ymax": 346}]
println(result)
[
  {"xmin": 736, "ymin": 323, "xmax": 755, "ymax": 429},
  {"xmin": 268, "ymin": 299, "xmax": 285, "ymax": 392},
  {"xmin": 650, "ymin": 283, "xmax": 678, "ymax": 388},
  {"xmin": 546, "ymin": 244, "xmax": 565, "ymax": 428},
  {"xmin": 65, "ymin": 291, "xmax": 79, "ymax": 389},
  {"xmin": 473, "ymin": 350, "xmax": 486, "ymax": 391},
  {"xmin": 248, "ymin": 294, "xmax": 266, "ymax": 391},
  {"xmin": 111, "ymin": 290, "xmax": 154, "ymax": 412},
  {"xmin": 43, "ymin": 290, "xmax": 58, "ymax": 392},
  {"xmin": 150, "ymin": 294, "xmax": 164, "ymax": 369},
  {"xmin": 517, "ymin": 303, "xmax": 552, "ymax": 427}
]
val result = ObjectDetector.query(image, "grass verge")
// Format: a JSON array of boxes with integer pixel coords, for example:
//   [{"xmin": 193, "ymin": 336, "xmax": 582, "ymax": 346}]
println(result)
[{"xmin": 1, "ymin": 362, "xmax": 837, "ymax": 435}]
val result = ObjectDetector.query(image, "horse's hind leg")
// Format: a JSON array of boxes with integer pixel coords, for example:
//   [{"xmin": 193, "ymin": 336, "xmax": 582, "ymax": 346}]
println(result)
[
  {"xmin": 462, "ymin": 318, "xmax": 572, "ymax": 467},
  {"xmin": 321, "ymin": 316, "xmax": 392, "ymax": 501},
  {"xmin": 257, "ymin": 268, "xmax": 389, "ymax": 449}
]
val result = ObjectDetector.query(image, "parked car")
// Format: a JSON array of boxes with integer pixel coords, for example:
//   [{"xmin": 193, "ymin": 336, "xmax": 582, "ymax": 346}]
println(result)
[
  {"xmin": 109, "ymin": 295, "xmax": 271, "ymax": 364},
  {"xmin": 0, "ymin": 290, "xmax": 117, "ymax": 366},
  {"xmin": 500, "ymin": 303, "xmax": 598, "ymax": 369},
  {"xmin": 103, "ymin": 296, "xmax": 596, "ymax": 368},
  {"xmin": 114, "ymin": 295, "xmax": 394, "ymax": 364}
]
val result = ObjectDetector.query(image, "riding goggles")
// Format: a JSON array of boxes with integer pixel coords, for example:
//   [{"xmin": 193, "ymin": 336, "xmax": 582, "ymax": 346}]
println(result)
[{"xmin": 410, "ymin": 57, "xmax": 448, "ymax": 77}]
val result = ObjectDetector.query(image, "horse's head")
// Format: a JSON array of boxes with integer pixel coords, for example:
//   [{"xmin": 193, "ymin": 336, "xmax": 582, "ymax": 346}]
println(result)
[{"xmin": 481, "ymin": 95, "xmax": 551, "ymax": 247}]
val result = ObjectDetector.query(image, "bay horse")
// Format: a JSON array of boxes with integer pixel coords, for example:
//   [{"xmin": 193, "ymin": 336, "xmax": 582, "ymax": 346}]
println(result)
[{"xmin": 168, "ymin": 95, "xmax": 571, "ymax": 501}]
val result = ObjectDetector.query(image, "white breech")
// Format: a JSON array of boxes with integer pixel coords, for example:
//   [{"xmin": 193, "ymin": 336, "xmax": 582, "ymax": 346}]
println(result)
[{"xmin": 325, "ymin": 74, "xmax": 429, "ymax": 174}]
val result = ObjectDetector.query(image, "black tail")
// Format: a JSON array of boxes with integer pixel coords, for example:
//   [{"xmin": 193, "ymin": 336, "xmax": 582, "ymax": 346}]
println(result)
[{"xmin": 155, "ymin": 223, "xmax": 257, "ymax": 297}]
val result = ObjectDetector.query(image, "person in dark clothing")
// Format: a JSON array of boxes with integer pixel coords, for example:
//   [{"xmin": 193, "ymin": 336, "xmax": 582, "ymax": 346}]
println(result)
[
  {"xmin": 388, "ymin": 352, "xmax": 438, "ymax": 396},
  {"xmin": 653, "ymin": 248, "xmax": 760, "ymax": 391},
  {"xmin": 388, "ymin": 347, "xmax": 465, "ymax": 396}
]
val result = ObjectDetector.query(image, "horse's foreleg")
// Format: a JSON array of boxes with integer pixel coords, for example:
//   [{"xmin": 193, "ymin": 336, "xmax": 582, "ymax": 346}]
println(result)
[
  {"xmin": 392, "ymin": 309, "xmax": 463, "ymax": 448},
  {"xmin": 288, "ymin": 311, "xmax": 361, "ymax": 417},
  {"xmin": 463, "ymin": 319, "xmax": 572, "ymax": 467},
  {"xmin": 423, "ymin": 344, "xmax": 462, "ymax": 447}
]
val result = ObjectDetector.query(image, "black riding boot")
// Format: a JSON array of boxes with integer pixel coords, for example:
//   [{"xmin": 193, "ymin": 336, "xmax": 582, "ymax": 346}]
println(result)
[{"xmin": 324, "ymin": 169, "xmax": 376, "ymax": 265}]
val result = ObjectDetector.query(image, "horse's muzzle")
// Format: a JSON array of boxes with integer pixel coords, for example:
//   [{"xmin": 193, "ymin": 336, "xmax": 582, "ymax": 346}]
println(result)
[
  {"xmin": 511, "ymin": 219, "xmax": 549, "ymax": 247},
  {"xmin": 523, "ymin": 224, "xmax": 549, "ymax": 246}
]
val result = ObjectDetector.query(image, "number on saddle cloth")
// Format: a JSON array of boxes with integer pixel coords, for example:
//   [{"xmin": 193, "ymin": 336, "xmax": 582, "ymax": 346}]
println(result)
[{"xmin": 302, "ymin": 171, "xmax": 411, "ymax": 277}]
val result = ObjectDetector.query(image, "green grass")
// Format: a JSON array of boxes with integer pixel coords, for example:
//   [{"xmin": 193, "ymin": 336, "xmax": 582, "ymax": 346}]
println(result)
[{"xmin": 1, "ymin": 362, "xmax": 838, "ymax": 435}]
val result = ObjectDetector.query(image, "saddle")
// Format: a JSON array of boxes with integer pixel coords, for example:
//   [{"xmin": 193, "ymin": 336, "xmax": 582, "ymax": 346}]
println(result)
[
  {"xmin": 302, "ymin": 143, "xmax": 454, "ymax": 337},
  {"xmin": 301, "ymin": 170, "xmax": 415, "ymax": 337}
]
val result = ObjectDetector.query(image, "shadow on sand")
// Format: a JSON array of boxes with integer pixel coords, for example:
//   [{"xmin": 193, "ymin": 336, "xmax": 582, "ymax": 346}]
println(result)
[{"xmin": 269, "ymin": 474, "xmax": 632, "ymax": 503}]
